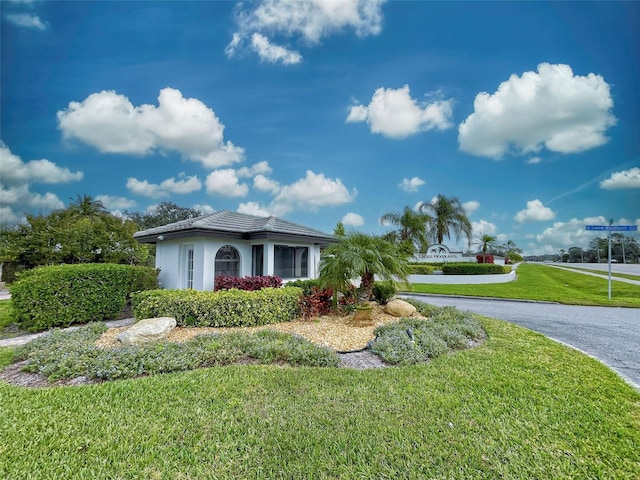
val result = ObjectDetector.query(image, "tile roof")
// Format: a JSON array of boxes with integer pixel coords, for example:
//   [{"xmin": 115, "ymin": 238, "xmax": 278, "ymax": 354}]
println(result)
[{"xmin": 134, "ymin": 210, "xmax": 337, "ymax": 243}]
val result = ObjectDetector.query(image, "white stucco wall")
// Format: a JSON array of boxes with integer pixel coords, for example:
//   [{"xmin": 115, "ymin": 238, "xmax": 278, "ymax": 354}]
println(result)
[{"xmin": 155, "ymin": 237, "xmax": 323, "ymax": 291}]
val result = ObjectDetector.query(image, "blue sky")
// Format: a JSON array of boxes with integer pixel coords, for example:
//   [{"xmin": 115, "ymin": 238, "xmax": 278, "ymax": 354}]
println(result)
[{"xmin": 1, "ymin": 0, "xmax": 639, "ymax": 256}]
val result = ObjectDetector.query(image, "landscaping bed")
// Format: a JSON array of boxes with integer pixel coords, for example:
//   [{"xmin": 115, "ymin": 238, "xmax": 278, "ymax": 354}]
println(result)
[{"xmin": 96, "ymin": 304, "xmax": 409, "ymax": 352}]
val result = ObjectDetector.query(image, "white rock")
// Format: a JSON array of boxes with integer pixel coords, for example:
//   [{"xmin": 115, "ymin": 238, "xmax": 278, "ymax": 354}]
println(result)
[
  {"xmin": 117, "ymin": 317, "xmax": 176, "ymax": 346},
  {"xmin": 384, "ymin": 299, "xmax": 417, "ymax": 317}
]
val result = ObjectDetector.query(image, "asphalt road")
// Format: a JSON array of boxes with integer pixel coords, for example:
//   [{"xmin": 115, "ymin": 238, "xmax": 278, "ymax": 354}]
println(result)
[{"xmin": 401, "ymin": 294, "xmax": 640, "ymax": 391}]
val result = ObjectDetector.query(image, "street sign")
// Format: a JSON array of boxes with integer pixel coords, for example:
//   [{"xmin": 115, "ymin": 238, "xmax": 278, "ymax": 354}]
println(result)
[
  {"xmin": 585, "ymin": 225, "xmax": 638, "ymax": 231},
  {"xmin": 584, "ymin": 223, "xmax": 637, "ymax": 299}
]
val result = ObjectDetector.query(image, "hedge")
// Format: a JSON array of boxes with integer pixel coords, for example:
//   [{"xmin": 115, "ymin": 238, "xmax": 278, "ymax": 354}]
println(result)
[
  {"xmin": 441, "ymin": 263, "xmax": 510, "ymax": 275},
  {"xmin": 131, "ymin": 287, "xmax": 303, "ymax": 328},
  {"xmin": 10, "ymin": 264, "xmax": 159, "ymax": 332},
  {"xmin": 408, "ymin": 263, "xmax": 435, "ymax": 275},
  {"xmin": 214, "ymin": 275, "xmax": 282, "ymax": 291}
]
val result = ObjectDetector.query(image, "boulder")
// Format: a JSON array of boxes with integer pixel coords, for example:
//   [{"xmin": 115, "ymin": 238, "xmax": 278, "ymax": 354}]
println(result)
[
  {"xmin": 384, "ymin": 299, "xmax": 417, "ymax": 318},
  {"xmin": 117, "ymin": 317, "xmax": 176, "ymax": 346}
]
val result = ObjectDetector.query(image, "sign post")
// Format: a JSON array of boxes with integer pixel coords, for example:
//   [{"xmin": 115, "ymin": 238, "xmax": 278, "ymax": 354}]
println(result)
[{"xmin": 585, "ymin": 223, "xmax": 638, "ymax": 300}]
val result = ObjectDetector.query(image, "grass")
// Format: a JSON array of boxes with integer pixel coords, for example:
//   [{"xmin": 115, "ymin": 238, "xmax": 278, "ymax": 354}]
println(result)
[
  {"xmin": 409, "ymin": 263, "xmax": 640, "ymax": 307},
  {"xmin": 0, "ymin": 300, "xmax": 13, "ymax": 330},
  {"xmin": 1, "ymin": 318, "xmax": 638, "ymax": 479},
  {"xmin": 553, "ymin": 264, "xmax": 640, "ymax": 282}
]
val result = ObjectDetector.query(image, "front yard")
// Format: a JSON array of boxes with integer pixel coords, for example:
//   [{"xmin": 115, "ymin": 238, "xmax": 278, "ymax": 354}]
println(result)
[{"xmin": 1, "ymin": 317, "xmax": 638, "ymax": 479}]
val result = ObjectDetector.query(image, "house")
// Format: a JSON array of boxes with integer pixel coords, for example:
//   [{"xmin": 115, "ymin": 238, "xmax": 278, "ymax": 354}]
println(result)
[{"xmin": 134, "ymin": 210, "xmax": 337, "ymax": 291}]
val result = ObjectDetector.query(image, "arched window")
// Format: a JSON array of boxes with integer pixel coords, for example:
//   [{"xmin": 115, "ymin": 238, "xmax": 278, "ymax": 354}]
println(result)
[{"xmin": 215, "ymin": 245, "xmax": 240, "ymax": 278}]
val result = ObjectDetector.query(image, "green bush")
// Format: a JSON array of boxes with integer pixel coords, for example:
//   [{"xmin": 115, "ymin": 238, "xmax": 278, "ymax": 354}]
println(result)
[
  {"xmin": 132, "ymin": 287, "xmax": 302, "ymax": 327},
  {"xmin": 407, "ymin": 263, "xmax": 435, "ymax": 275},
  {"xmin": 284, "ymin": 279, "xmax": 322, "ymax": 296},
  {"xmin": 441, "ymin": 263, "xmax": 508, "ymax": 275},
  {"xmin": 9, "ymin": 264, "xmax": 158, "ymax": 332},
  {"xmin": 369, "ymin": 303, "xmax": 485, "ymax": 365},
  {"xmin": 15, "ymin": 322, "xmax": 339, "ymax": 382},
  {"xmin": 128, "ymin": 266, "xmax": 160, "ymax": 294},
  {"xmin": 373, "ymin": 281, "xmax": 397, "ymax": 304}
]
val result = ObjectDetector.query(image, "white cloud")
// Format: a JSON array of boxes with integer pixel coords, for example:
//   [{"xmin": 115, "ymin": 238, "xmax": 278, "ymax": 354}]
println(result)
[
  {"xmin": 342, "ymin": 212, "xmax": 364, "ymax": 226},
  {"xmin": 57, "ymin": 88, "xmax": 244, "ymax": 168},
  {"xmin": 0, "ymin": 184, "xmax": 64, "ymax": 211},
  {"xmin": 0, "ymin": 142, "xmax": 80, "ymax": 224},
  {"xmin": 459, "ymin": 63, "xmax": 616, "ymax": 158},
  {"xmin": 0, "ymin": 206, "xmax": 20, "ymax": 225},
  {"xmin": 237, "ymin": 161, "xmax": 272, "ymax": 177},
  {"xmin": 237, "ymin": 201, "xmax": 272, "ymax": 217},
  {"xmin": 126, "ymin": 174, "xmax": 202, "ymax": 198},
  {"xmin": 270, "ymin": 170, "xmax": 356, "ymax": 214},
  {"xmin": 530, "ymin": 216, "xmax": 617, "ymax": 254},
  {"xmin": 600, "ymin": 167, "xmax": 640, "ymax": 189},
  {"xmin": 250, "ymin": 33, "xmax": 302, "ymax": 65},
  {"xmin": 463, "ymin": 200, "xmax": 480, "ymax": 215},
  {"xmin": 226, "ymin": 0, "xmax": 385, "ymax": 64},
  {"xmin": 526, "ymin": 157, "xmax": 542, "ymax": 165},
  {"xmin": 6, "ymin": 13, "xmax": 46, "ymax": 30},
  {"xmin": 514, "ymin": 199, "xmax": 556, "ymax": 223},
  {"xmin": 472, "ymin": 220, "xmax": 497, "ymax": 236},
  {"xmin": 193, "ymin": 204, "xmax": 215, "ymax": 215},
  {"xmin": 0, "ymin": 141, "xmax": 83, "ymax": 185},
  {"xmin": 347, "ymin": 85, "xmax": 454, "ymax": 139},
  {"xmin": 205, "ymin": 169, "xmax": 249, "ymax": 197},
  {"xmin": 253, "ymin": 174, "xmax": 281, "ymax": 194},
  {"xmin": 398, "ymin": 176, "xmax": 425, "ymax": 193},
  {"xmin": 95, "ymin": 195, "xmax": 136, "ymax": 211}
]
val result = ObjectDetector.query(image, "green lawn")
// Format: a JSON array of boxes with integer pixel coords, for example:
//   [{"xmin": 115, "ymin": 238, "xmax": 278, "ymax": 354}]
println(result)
[
  {"xmin": 1, "ymin": 318, "xmax": 638, "ymax": 479},
  {"xmin": 409, "ymin": 263, "xmax": 640, "ymax": 307},
  {"xmin": 553, "ymin": 264, "xmax": 640, "ymax": 282},
  {"xmin": 0, "ymin": 300, "xmax": 12, "ymax": 330}
]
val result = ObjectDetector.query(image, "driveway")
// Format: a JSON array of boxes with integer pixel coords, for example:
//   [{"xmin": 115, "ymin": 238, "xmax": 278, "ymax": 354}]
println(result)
[{"xmin": 401, "ymin": 294, "xmax": 640, "ymax": 391}]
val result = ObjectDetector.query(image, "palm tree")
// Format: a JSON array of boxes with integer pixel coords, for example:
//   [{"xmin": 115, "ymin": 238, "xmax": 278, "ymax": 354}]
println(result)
[
  {"xmin": 68, "ymin": 194, "xmax": 106, "ymax": 217},
  {"xmin": 419, "ymin": 194, "xmax": 472, "ymax": 246},
  {"xmin": 475, "ymin": 233, "xmax": 497, "ymax": 262},
  {"xmin": 319, "ymin": 232, "xmax": 410, "ymax": 305},
  {"xmin": 380, "ymin": 205, "xmax": 432, "ymax": 254}
]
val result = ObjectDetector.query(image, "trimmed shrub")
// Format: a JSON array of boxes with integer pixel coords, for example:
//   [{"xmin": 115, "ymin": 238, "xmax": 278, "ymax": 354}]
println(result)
[
  {"xmin": 373, "ymin": 281, "xmax": 397, "ymax": 304},
  {"xmin": 476, "ymin": 254, "xmax": 495, "ymax": 264},
  {"xmin": 10, "ymin": 264, "xmax": 157, "ymax": 332},
  {"xmin": 442, "ymin": 263, "xmax": 506, "ymax": 275},
  {"xmin": 407, "ymin": 263, "xmax": 435, "ymax": 275},
  {"xmin": 214, "ymin": 275, "xmax": 282, "ymax": 291},
  {"xmin": 128, "ymin": 266, "xmax": 160, "ymax": 294},
  {"xmin": 370, "ymin": 304, "xmax": 485, "ymax": 365},
  {"xmin": 131, "ymin": 287, "xmax": 302, "ymax": 327}
]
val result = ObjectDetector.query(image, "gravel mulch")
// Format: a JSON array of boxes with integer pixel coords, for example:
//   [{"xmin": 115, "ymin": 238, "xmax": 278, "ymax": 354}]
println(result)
[{"xmin": 95, "ymin": 305, "xmax": 414, "ymax": 352}]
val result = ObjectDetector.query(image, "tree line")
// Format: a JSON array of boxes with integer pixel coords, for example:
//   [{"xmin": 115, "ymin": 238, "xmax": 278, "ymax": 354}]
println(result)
[{"xmin": 0, "ymin": 196, "xmax": 204, "ymax": 282}]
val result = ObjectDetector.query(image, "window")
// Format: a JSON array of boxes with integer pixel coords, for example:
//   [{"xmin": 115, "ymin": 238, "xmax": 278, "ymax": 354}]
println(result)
[
  {"xmin": 215, "ymin": 245, "xmax": 240, "ymax": 277},
  {"xmin": 252, "ymin": 245, "xmax": 264, "ymax": 276},
  {"xmin": 274, "ymin": 245, "xmax": 308, "ymax": 278},
  {"xmin": 181, "ymin": 244, "xmax": 194, "ymax": 289}
]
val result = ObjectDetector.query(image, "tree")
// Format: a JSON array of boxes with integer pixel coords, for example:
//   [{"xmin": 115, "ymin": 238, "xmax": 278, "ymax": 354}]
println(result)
[
  {"xmin": 1, "ymin": 200, "xmax": 149, "ymax": 273},
  {"xmin": 319, "ymin": 232, "xmax": 410, "ymax": 305},
  {"xmin": 124, "ymin": 202, "xmax": 203, "ymax": 230},
  {"xmin": 502, "ymin": 239, "xmax": 523, "ymax": 263},
  {"xmin": 475, "ymin": 233, "xmax": 497, "ymax": 263},
  {"xmin": 68, "ymin": 194, "xmax": 106, "ymax": 217},
  {"xmin": 333, "ymin": 222, "xmax": 346, "ymax": 237},
  {"xmin": 380, "ymin": 205, "xmax": 432, "ymax": 254},
  {"xmin": 419, "ymin": 195, "xmax": 472, "ymax": 246}
]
